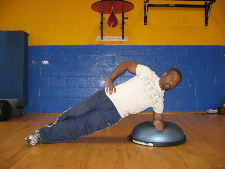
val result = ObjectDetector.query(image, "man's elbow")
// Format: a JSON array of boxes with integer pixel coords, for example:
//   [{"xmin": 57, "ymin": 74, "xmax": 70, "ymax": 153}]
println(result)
[{"xmin": 125, "ymin": 61, "xmax": 138, "ymax": 74}]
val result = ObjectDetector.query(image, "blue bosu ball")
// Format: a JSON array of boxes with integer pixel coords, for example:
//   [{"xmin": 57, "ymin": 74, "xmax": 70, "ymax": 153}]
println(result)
[{"xmin": 128, "ymin": 121, "xmax": 186, "ymax": 147}]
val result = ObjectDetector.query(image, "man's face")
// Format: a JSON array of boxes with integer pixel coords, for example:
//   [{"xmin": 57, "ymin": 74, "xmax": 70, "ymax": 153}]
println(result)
[{"xmin": 160, "ymin": 71, "xmax": 181, "ymax": 90}]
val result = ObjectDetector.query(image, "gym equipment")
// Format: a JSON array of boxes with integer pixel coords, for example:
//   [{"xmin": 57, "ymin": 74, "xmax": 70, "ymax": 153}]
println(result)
[
  {"xmin": 144, "ymin": 0, "xmax": 217, "ymax": 26},
  {"xmin": 0, "ymin": 100, "xmax": 11, "ymax": 121},
  {"xmin": 0, "ymin": 31, "xmax": 28, "ymax": 118},
  {"xmin": 0, "ymin": 99, "xmax": 24, "ymax": 118},
  {"xmin": 91, "ymin": 0, "xmax": 134, "ymax": 40},
  {"xmin": 128, "ymin": 121, "xmax": 186, "ymax": 147}
]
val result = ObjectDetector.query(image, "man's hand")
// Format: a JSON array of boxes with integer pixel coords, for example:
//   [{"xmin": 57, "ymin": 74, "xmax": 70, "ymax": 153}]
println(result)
[
  {"xmin": 106, "ymin": 61, "xmax": 138, "ymax": 94},
  {"xmin": 106, "ymin": 79, "xmax": 116, "ymax": 95},
  {"xmin": 153, "ymin": 112, "xmax": 164, "ymax": 131},
  {"xmin": 106, "ymin": 61, "xmax": 138, "ymax": 95},
  {"xmin": 154, "ymin": 120, "xmax": 164, "ymax": 131}
]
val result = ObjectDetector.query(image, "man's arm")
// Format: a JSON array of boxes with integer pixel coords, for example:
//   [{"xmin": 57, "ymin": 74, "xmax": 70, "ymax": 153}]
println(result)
[
  {"xmin": 153, "ymin": 112, "xmax": 164, "ymax": 131},
  {"xmin": 106, "ymin": 61, "xmax": 138, "ymax": 95}
]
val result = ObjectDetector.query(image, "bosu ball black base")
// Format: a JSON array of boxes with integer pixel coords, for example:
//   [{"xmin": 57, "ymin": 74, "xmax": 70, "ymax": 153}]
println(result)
[{"xmin": 128, "ymin": 121, "xmax": 186, "ymax": 147}]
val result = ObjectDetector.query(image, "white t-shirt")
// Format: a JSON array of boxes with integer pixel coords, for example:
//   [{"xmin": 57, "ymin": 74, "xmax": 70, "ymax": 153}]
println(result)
[{"xmin": 105, "ymin": 64, "xmax": 165, "ymax": 118}]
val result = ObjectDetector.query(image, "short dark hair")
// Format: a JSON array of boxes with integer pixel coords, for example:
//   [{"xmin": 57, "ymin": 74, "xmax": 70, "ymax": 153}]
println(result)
[{"xmin": 168, "ymin": 68, "xmax": 182, "ymax": 82}]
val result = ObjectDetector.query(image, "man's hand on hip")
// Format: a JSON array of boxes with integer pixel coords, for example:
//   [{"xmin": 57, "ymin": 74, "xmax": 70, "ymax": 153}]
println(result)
[{"xmin": 106, "ymin": 79, "xmax": 116, "ymax": 95}]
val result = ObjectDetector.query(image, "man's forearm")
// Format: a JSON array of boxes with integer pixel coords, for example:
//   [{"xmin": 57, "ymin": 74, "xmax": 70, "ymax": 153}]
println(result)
[
  {"xmin": 153, "ymin": 112, "xmax": 164, "ymax": 131},
  {"xmin": 108, "ymin": 61, "xmax": 138, "ymax": 82},
  {"xmin": 108, "ymin": 61, "xmax": 129, "ymax": 82},
  {"xmin": 106, "ymin": 61, "xmax": 138, "ymax": 95}
]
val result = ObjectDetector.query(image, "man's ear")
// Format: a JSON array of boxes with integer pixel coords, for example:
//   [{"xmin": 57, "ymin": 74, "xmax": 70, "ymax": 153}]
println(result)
[{"xmin": 162, "ymin": 72, "xmax": 167, "ymax": 77}]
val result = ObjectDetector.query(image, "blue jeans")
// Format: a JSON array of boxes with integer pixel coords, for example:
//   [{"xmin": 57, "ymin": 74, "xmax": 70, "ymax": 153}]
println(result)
[{"xmin": 39, "ymin": 89, "xmax": 122, "ymax": 143}]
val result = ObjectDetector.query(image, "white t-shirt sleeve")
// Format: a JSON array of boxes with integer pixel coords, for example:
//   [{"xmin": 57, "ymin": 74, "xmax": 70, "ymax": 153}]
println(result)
[
  {"xmin": 136, "ymin": 64, "xmax": 153, "ymax": 77},
  {"xmin": 153, "ymin": 100, "xmax": 164, "ymax": 113}
]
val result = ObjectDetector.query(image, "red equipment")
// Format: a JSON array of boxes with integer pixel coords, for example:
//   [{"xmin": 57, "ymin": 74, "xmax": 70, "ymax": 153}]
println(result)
[{"xmin": 91, "ymin": 0, "xmax": 134, "ymax": 40}]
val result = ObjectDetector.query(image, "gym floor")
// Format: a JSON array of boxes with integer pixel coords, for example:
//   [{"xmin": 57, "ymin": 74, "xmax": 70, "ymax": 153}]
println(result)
[{"xmin": 0, "ymin": 113, "xmax": 225, "ymax": 169}]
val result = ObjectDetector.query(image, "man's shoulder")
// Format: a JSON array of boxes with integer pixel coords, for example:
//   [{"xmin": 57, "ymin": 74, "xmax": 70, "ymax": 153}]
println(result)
[{"xmin": 136, "ymin": 64, "xmax": 156, "ymax": 76}]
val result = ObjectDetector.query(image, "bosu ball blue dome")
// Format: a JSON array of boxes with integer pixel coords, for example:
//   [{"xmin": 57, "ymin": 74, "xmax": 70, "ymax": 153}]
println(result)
[{"xmin": 128, "ymin": 121, "xmax": 186, "ymax": 147}]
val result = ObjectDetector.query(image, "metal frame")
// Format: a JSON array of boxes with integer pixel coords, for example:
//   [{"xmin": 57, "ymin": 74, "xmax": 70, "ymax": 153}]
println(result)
[
  {"xmin": 100, "ymin": 12, "xmax": 128, "ymax": 40},
  {"xmin": 144, "ymin": 0, "xmax": 216, "ymax": 26}
]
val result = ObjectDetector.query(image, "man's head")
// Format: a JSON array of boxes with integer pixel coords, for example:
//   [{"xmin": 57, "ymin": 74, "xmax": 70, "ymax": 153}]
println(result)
[{"xmin": 159, "ymin": 68, "xmax": 182, "ymax": 91}]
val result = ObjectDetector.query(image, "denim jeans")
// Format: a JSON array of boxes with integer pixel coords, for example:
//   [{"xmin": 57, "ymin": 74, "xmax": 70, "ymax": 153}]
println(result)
[{"xmin": 39, "ymin": 89, "xmax": 122, "ymax": 143}]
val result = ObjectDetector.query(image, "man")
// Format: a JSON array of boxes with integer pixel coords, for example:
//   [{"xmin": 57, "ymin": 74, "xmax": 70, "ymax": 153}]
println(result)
[{"xmin": 26, "ymin": 61, "xmax": 182, "ymax": 146}]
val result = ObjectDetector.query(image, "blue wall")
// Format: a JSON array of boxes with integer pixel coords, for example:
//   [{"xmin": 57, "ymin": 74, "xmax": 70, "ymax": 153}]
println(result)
[{"xmin": 25, "ymin": 45, "xmax": 225, "ymax": 113}]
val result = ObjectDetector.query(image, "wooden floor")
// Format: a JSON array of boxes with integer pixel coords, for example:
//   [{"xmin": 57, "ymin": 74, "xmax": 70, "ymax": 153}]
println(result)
[{"xmin": 0, "ymin": 113, "xmax": 225, "ymax": 169}]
